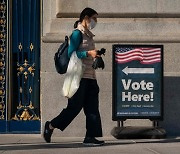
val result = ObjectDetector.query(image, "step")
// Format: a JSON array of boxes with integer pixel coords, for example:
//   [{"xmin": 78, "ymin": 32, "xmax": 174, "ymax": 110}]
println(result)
[
  {"xmin": 42, "ymin": 18, "xmax": 180, "ymax": 43},
  {"xmin": 56, "ymin": 0, "xmax": 180, "ymax": 18}
]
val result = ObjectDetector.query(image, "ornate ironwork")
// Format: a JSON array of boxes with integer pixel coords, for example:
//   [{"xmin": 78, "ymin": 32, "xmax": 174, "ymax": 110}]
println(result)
[
  {"xmin": 11, "ymin": 0, "xmax": 40, "ymax": 121},
  {"xmin": 0, "ymin": 0, "xmax": 6, "ymax": 120},
  {"xmin": 30, "ymin": 43, "xmax": 34, "ymax": 52},
  {"xmin": 17, "ymin": 60, "xmax": 35, "ymax": 79},
  {"xmin": 12, "ymin": 42, "xmax": 39, "ymax": 120},
  {"xmin": 18, "ymin": 43, "xmax": 22, "ymax": 51},
  {"xmin": 12, "ymin": 106, "xmax": 39, "ymax": 121},
  {"xmin": 13, "ymin": 55, "xmax": 39, "ymax": 121}
]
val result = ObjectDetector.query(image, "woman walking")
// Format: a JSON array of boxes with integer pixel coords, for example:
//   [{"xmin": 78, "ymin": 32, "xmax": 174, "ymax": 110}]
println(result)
[{"xmin": 43, "ymin": 7, "xmax": 104, "ymax": 146}]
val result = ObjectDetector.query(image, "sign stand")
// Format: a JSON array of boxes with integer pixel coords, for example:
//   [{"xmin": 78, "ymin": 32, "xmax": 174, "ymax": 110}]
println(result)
[
  {"xmin": 112, "ymin": 45, "xmax": 166, "ymax": 139},
  {"xmin": 117, "ymin": 121, "xmax": 124, "ymax": 127},
  {"xmin": 111, "ymin": 120, "xmax": 166, "ymax": 139},
  {"xmin": 153, "ymin": 121, "xmax": 159, "ymax": 127}
]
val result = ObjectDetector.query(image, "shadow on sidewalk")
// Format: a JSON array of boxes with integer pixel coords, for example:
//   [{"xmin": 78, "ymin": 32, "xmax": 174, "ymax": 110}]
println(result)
[
  {"xmin": 0, "ymin": 138, "xmax": 180, "ymax": 151},
  {"xmin": 136, "ymin": 138, "xmax": 180, "ymax": 144},
  {"xmin": 0, "ymin": 141, "xmax": 133, "ymax": 151}
]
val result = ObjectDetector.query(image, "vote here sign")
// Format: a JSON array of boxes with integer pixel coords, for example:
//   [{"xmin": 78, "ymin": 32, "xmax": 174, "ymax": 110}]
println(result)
[{"xmin": 112, "ymin": 45, "xmax": 163, "ymax": 120}]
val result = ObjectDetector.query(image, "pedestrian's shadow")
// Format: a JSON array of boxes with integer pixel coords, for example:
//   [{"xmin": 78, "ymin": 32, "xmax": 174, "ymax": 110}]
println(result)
[
  {"xmin": 0, "ymin": 141, "xmax": 134, "ymax": 151},
  {"xmin": 0, "ymin": 138, "xmax": 180, "ymax": 151}
]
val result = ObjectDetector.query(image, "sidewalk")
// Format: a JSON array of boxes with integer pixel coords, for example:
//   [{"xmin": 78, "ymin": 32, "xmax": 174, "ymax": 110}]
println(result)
[{"xmin": 0, "ymin": 134, "xmax": 180, "ymax": 154}]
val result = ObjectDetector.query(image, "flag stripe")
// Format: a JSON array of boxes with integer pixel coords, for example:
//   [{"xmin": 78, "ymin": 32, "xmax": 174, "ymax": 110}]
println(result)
[
  {"xmin": 116, "ymin": 58, "xmax": 161, "ymax": 64},
  {"xmin": 115, "ymin": 57, "xmax": 161, "ymax": 63},
  {"xmin": 141, "ymin": 60, "xmax": 161, "ymax": 64}
]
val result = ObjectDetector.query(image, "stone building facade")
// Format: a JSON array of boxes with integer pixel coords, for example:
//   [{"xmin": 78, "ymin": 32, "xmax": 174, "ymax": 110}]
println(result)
[{"xmin": 41, "ymin": 0, "xmax": 180, "ymax": 137}]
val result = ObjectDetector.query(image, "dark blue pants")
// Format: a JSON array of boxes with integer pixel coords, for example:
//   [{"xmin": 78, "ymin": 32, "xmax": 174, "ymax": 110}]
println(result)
[{"xmin": 51, "ymin": 78, "xmax": 103, "ymax": 137}]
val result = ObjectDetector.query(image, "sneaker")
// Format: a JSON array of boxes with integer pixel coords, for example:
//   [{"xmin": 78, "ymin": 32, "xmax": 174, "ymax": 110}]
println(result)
[
  {"xmin": 43, "ymin": 121, "xmax": 53, "ymax": 143},
  {"xmin": 83, "ymin": 137, "xmax": 105, "ymax": 146}
]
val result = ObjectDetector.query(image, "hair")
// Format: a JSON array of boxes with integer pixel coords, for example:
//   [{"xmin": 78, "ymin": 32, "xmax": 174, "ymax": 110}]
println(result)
[{"xmin": 74, "ymin": 7, "xmax": 98, "ymax": 28}]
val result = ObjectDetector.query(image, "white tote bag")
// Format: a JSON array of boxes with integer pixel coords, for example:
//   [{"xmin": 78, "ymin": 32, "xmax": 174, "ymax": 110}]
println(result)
[{"xmin": 62, "ymin": 52, "xmax": 84, "ymax": 98}]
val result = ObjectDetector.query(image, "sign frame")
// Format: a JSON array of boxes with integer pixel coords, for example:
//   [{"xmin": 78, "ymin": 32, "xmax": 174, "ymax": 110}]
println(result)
[{"xmin": 112, "ymin": 44, "xmax": 164, "ymax": 121}]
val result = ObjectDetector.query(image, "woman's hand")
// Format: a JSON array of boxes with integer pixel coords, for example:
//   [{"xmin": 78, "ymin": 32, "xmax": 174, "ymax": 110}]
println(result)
[{"xmin": 88, "ymin": 50, "xmax": 97, "ymax": 58}]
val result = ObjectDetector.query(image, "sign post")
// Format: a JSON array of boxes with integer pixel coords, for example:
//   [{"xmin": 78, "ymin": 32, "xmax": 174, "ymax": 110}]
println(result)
[{"xmin": 112, "ymin": 45, "xmax": 166, "ymax": 139}]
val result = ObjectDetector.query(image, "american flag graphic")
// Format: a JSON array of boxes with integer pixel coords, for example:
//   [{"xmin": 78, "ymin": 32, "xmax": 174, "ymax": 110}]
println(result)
[{"xmin": 115, "ymin": 47, "xmax": 161, "ymax": 64}]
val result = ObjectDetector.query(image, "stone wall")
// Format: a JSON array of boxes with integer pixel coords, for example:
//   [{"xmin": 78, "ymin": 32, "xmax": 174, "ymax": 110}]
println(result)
[{"xmin": 41, "ymin": 0, "xmax": 180, "ymax": 137}]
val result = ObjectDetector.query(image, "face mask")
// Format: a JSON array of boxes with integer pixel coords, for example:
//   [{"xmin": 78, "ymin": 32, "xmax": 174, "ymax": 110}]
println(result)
[{"xmin": 87, "ymin": 19, "xmax": 97, "ymax": 30}]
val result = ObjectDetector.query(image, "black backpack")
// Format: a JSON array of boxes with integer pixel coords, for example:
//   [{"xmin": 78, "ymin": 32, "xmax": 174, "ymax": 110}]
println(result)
[{"xmin": 54, "ymin": 30, "xmax": 82, "ymax": 74}]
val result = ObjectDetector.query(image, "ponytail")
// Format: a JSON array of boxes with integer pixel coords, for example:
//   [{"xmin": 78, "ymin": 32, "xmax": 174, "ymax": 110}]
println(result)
[{"xmin": 74, "ymin": 20, "xmax": 81, "ymax": 28}]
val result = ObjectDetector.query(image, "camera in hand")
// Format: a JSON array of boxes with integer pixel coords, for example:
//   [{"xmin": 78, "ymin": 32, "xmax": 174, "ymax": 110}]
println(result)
[{"xmin": 92, "ymin": 48, "xmax": 106, "ymax": 70}]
